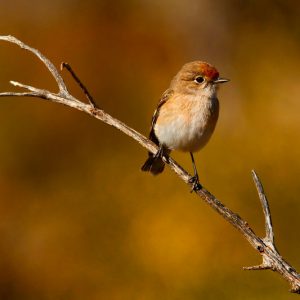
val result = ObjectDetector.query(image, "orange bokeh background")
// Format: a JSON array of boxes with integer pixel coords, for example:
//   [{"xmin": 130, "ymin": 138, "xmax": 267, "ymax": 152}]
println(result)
[{"xmin": 0, "ymin": 1, "xmax": 299, "ymax": 299}]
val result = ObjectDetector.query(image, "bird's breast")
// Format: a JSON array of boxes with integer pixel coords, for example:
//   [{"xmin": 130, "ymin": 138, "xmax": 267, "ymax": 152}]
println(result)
[{"xmin": 154, "ymin": 94, "xmax": 219, "ymax": 152}]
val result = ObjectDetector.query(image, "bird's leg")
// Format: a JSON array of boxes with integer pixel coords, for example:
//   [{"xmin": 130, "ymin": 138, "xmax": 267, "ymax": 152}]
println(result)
[{"xmin": 188, "ymin": 152, "xmax": 202, "ymax": 192}]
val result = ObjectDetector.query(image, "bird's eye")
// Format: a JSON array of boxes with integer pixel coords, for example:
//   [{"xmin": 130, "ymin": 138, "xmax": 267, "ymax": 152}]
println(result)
[{"xmin": 194, "ymin": 76, "xmax": 204, "ymax": 84}]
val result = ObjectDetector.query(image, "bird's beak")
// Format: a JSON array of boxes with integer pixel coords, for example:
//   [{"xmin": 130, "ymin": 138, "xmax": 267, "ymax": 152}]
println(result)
[{"xmin": 213, "ymin": 78, "xmax": 229, "ymax": 84}]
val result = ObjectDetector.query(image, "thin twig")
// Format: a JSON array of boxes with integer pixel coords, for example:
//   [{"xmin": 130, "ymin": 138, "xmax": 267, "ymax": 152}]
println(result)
[
  {"xmin": 0, "ymin": 92, "xmax": 46, "ymax": 98},
  {"xmin": 61, "ymin": 62, "xmax": 98, "ymax": 108},
  {"xmin": 0, "ymin": 35, "xmax": 299, "ymax": 294},
  {"xmin": 244, "ymin": 265, "xmax": 272, "ymax": 271},
  {"xmin": 251, "ymin": 170, "xmax": 275, "ymax": 244},
  {"xmin": 10, "ymin": 80, "xmax": 44, "ymax": 93}
]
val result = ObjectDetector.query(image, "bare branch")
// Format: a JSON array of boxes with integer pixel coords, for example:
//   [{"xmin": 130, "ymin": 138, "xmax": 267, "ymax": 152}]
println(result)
[
  {"xmin": 0, "ymin": 35, "xmax": 299, "ymax": 294},
  {"xmin": 243, "ymin": 171, "xmax": 300, "ymax": 292},
  {"xmin": 0, "ymin": 35, "xmax": 69, "ymax": 96}
]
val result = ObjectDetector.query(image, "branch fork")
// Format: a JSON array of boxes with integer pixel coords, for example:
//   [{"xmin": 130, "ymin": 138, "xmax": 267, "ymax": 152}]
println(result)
[
  {"xmin": 243, "ymin": 171, "xmax": 277, "ymax": 271},
  {"xmin": 0, "ymin": 35, "xmax": 299, "ymax": 294}
]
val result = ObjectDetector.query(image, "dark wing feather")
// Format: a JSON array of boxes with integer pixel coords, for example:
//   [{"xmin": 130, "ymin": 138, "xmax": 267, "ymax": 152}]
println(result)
[
  {"xmin": 149, "ymin": 88, "xmax": 174, "ymax": 145},
  {"xmin": 141, "ymin": 89, "xmax": 174, "ymax": 174}
]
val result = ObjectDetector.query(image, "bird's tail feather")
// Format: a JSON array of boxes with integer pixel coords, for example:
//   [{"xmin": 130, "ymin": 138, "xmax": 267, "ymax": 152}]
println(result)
[{"xmin": 141, "ymin": 154, "xmax": 165, "ymax": 175}]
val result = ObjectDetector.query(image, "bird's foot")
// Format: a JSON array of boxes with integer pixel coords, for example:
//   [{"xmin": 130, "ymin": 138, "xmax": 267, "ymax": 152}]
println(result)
[
  {"xmin": 153, "ymin": 144, "xmax": 169, "ymax": 163},
  {"xmin": 154, "ymin": 145, "xmax": 164, "ymax": 159},
  {"xmin": 188, "ymin": 175, "xmax": 202, "ymax": 192}
]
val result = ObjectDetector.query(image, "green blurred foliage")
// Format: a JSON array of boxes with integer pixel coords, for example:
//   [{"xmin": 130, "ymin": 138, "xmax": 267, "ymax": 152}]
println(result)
[{"xmin": 0, "ymin": 0, "xmax": 299, "ymax": 299}]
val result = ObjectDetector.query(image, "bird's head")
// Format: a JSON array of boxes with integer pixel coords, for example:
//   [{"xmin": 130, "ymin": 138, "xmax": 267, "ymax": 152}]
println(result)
[{"xmin": 171, "ymin": 61, "xmax": 229, "ymax": 97}]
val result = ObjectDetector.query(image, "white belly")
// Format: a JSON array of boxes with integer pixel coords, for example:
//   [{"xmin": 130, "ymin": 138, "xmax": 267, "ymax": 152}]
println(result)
[{"xmin": 154, "ymin": 96, "xmax": 219, "ymax": 152}]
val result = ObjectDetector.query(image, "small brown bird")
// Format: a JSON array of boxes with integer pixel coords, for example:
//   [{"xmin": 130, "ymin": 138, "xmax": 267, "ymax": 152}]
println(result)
[{"xmin": 141, "ymin": 61, "xmax": 228, "ymax": 190}]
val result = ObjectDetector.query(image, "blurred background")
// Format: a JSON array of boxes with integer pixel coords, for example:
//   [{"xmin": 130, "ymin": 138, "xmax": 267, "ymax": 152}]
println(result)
[{"xmin": 0, "ymin": 0, "xmax": 299, "ymax": 299}]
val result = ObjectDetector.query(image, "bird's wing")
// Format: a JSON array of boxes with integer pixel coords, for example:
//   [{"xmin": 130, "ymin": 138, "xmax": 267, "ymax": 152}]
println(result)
[{"xmin": 149, "ymin": 88, "xmax": 174, "ymax": 145}]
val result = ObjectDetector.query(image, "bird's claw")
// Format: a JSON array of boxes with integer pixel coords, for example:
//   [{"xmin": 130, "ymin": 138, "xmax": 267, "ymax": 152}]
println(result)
[
  {"xmin": 154, "ymin": 146, "xmax": 164, "ymax": 159},
  {"xmin": 188, "ymin": 175, "xmax": 202, "ymax": 192}
]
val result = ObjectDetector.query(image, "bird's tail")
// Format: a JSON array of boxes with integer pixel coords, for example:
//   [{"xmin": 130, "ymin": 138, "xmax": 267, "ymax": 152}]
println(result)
[{"xmin": 141, "ymin": 154, "xmax": 165, "ymax": 175}]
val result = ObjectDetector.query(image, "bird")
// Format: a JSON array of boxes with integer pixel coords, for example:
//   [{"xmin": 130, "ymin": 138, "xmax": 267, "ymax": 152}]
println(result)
[{"xmin": 141, "ymin": 61, "xmax": 228, "ymax": 190}]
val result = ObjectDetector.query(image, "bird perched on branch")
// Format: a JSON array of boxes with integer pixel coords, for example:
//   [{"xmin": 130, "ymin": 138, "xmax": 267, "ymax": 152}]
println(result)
[{"xmin": 141, "ymin": 61, "xmax": 228, "ymax": 190}]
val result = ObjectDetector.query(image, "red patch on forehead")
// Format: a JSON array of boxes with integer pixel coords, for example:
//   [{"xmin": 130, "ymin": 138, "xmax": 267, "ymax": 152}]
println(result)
[{"xmin": 199, "ymin": 63, "xmax": 219, "ymax": 81}]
